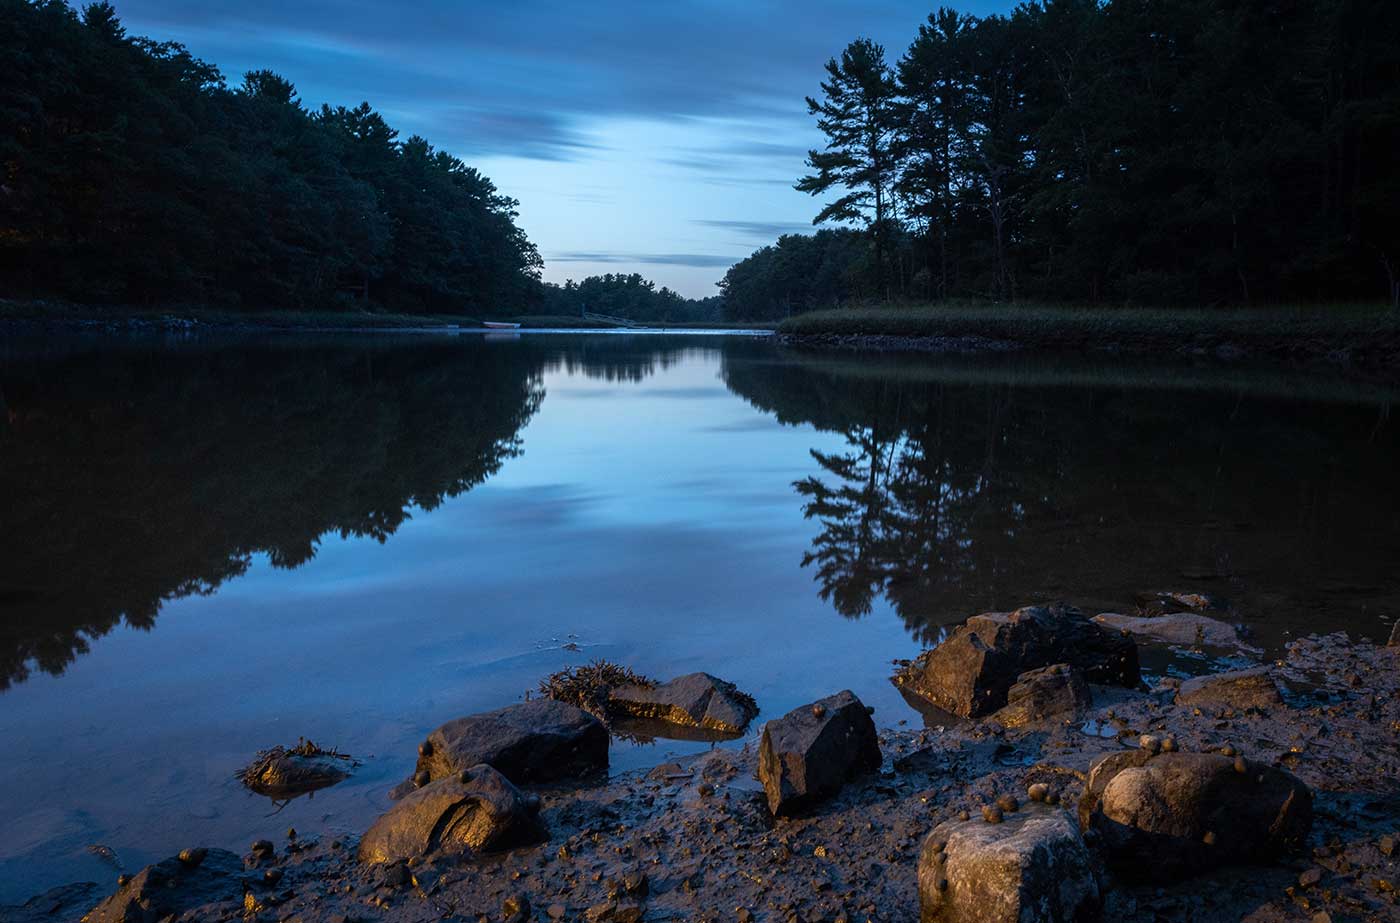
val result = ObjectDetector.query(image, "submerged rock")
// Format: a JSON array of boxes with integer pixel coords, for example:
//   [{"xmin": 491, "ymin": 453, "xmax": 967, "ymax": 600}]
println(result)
[
  {"xmin": 83, "ymin": 848, "xmax": 243, "ymax": 923},
  {"xmin": 608, "ymin": 672, "xmax": 757, "ymax": 733},
  {"xmin": 895, "ymin": 605, "xmax": 1139, "ymax": 718},
  {"xmin": 758, "ymin": 689, "xmax": 880, "ymax": 816},
  {"xmin": 360, "ymin": 763, "xmax": 544, "ymax": 864},
  {"xmin": 1093, "ymin": 611, "xmax": 1241, "ymax": 648},
  {"xmin": 918, "ymin": 802, "xmax": 1100, "ymax": 923},
  {"xmin": 1078, "ymin": 750, "xmax": 1312, "ymax": 880},
  {"xmin": 1175, "ymin": 666, "xmax": 1284, "ymax": 711},
  {"xmin": 413, "ymin": 699, "xmax": 607, "ymax": 789},
  {"xmin": 237, "ymin": 744, "xmax": 353, "ymax": 799},
  {"xmin": 991, "ymin": 663, "xmax": 1092, "ymax": 728}
]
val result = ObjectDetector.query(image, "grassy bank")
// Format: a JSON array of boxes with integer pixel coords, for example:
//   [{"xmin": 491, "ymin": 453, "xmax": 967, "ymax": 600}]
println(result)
[
  {"xmin": 775, "ymin": 302, "xmax": 1400, "ymax": 370},
  {"xmin": 778, "ymin": 302, "xmax": 1399, "ymax": 340}
]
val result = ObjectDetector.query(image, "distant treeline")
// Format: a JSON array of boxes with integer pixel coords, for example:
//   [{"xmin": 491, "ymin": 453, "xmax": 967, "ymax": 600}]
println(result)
[
  {"xmin": 537, "ymin": 274, "xmax": 722, "ymax": 323},
  {"xmin": 721, "ymin": 0, "xmax": 1400, "ymax": 321},
  {"xmin": 0, "ymin": 1, "xmax": 542, "ymax": 313}
]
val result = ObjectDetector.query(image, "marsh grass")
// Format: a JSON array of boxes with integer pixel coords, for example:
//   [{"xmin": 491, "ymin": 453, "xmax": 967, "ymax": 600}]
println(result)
[
  {"xmin": 776, "ymin": 301, "xmax": 1400, "ymax": 341},
  {"xmin": 537, "ymin": 660, "xmax": 655, "ymax": 722}
]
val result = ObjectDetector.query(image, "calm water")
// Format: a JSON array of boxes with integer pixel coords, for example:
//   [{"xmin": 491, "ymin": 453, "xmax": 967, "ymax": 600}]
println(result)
[{"xmin": 2, "ymin": 331, "xmax": 1398, "ymax": 900}]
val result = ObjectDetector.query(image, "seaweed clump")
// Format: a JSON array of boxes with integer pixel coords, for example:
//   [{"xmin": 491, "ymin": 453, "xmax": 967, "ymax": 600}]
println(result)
[
  {"xmin": 537, "ymin": 660, "xmax": 654, "ymax": 723},
  {"xmin": 237, "ymin": 738, "xmax": 357, "ymax": 799}
]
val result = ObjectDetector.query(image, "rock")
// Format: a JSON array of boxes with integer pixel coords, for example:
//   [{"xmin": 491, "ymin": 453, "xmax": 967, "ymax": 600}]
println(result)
[
  {"xmin": 1135, "ymin": 590, "xmax": 1230, "ymax": 613},
  {"xmin": 1078, "ymin": 750, "xmax": 1312, "ymax": 880},
  {"xmin": 758, "ymin": 690, "xmax": 881, "ymax": 816},
  {"xmin": 1389, "ymin": 620, "xmax": 1399, "ymax": 646},
  {"xmin": 0, "ymin": 883, "xmax": 100, "ymax": 923},
  {"xmin": 83, "ymin": 849, "xmax": 244, "ymax": 923},
  {"xmin": 608, "ymin": 672, "xmax": 757, "ymax": 733},
  {"xmin": 359, "ymin": 763, "xmax": 545, "ymax": 864},
  {"xmin": 991, "ymin": 664, "xmax": 1092, "ymax": 728},
  {"xmin": 895, "ymin": 605, "xmax": 1139, "ymax": 718},
  {"xmin": 413, "ymin": 699, "xmax": 607, "ymax": 787},
  {"xmin": 918, "ymin": 802, "xmax": 1100, "ymax": 923},
  {"xmin": 1093, "ymin": 612, "xmax": 1241, "ymax": 647},
  {"xmin": 1175, "ymin": 666, "xmax": 1284, "ymax": 711}
]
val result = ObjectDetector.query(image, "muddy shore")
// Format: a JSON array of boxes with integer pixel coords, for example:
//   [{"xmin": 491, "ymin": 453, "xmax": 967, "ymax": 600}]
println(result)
[
  {"xmin": 7, "ymin": 628, "xmax": 1396, "ymax": 923},
  {"xmin": 772, "ymin": 330, "xmax": 1400, "ymax": 380}
]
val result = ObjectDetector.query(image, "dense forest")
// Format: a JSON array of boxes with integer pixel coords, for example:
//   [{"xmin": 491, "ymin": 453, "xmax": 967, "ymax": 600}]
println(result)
[
  {"xmin": 721, "ymin": 0, "xmax": 1400, "ymax": 320},
  {"xmin": 538, "ymin": 274, "xmax": 722, "ymax": 324},
  {"xmin": 0, "ymin": 0, "xmax": 542, "ymax": 313}
]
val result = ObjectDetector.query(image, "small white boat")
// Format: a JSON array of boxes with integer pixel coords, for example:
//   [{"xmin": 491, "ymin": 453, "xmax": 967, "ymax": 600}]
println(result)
[{"xmin": 482, "ymin": 321, "xmax": 522, "ymax": 329}]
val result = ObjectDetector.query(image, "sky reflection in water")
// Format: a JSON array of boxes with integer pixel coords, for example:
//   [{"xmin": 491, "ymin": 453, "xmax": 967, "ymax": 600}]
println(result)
[{"xmin": 0, "ymin": 332, "xmax": 1396, "ymax": 900}]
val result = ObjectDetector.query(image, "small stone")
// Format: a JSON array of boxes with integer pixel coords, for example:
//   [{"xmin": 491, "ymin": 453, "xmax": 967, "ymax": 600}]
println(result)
[
  {"xmin": 1027, "ymin": 783, "xmax": 1049, "ymax": 802},
  {"xmin": 263, "ymin": 868, "xmax": 283, "ymax": 886},
  {"xmin": 982, "ymin": 805, "xmax": 1004, "ymax": 824},
  {"xmin": 177, "ymin": 847, "xmax": 206, "ymax": 867},
  {"xmin": 957, "ymin": 810, "xmax": 970, "ymax": 821},
  {"xmin": 995, "ymin": 794, "xmax": 1019, "ymax": 813},
  {"xmin": 1161, "ymin": 737, "xmax": 1178, "ymax": 752},
  {"xmin": 737, "ymin": 909, "xmax": 755, "ymax": 923},
  {"xmin": 698, "ymin": 782, "xmax": 715, "ymax": 797},
  {"xmin": 382, "ymin": 863, "xmax": 412, "ymax": 888},
  {"xmin": 622, "ymin": 870, "xmax": 648, "ymax": 896},
  {"xmin": 1203, "ymin": 831, "xmax": 1217, "ymax": 846},
  {"xmin": 1220, "ymin": 744, "xmax": 1237, "ymax": 757},
  {"xmin": 1139, "ymin": 734, "xmax": 1161, "ymax": 753},
  {"xmin": 116, "ymin": 874, "xmax": 130, "ymax": 887},
  {"xmin": 812, "ymin": 704, "xmax": 826, "ymax": 718},
  {"xmin": 413, "ymin": 769, "xmax": 431, "ymax": 788},
  {"xmin": 1234, "ymin": 755, "xmax": 1247, "ymax": 774},
  {"xmin": 1380, "ymin": 835, "xmax": 1396, "ymax": 856},
  {"xmin": 1299, "ymin": 868, "xmax": 1324, "ymax": 889},
  {"xmin": 250, "ymin": 839, "xmax": 274, "ymax": 857},
  {"xmin": 547, "ymin": 905, "xmax": 567, "ymax": 920},
  {"xmin": 503, "ymin": 893, "xmax": 531, "ymax": 919}
]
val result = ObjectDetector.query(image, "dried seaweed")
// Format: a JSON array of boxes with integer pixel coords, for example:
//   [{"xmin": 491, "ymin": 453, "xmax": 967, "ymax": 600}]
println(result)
[{"xmin": 537, "ymin": 659, "xmax": 655, "ymax": 723}]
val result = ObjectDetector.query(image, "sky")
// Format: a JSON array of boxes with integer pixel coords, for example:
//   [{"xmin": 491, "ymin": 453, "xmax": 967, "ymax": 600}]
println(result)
[{"xmin": 116, "ymin": 1, "xmax": 1010, "ymax": 298}]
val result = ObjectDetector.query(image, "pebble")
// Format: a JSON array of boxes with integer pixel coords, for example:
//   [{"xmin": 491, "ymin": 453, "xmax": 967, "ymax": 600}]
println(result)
[
  {"xmin": 250, "ymin": 839, "xmax": 274, "ymax": 857},
  {"xmin": 1299, "ymin": 868, "xmax": 1324, "ymax": 889},
  {"xmin": 177, "ymin": 846, "xmax": 206, "ymax": 867},
  {"xmin": 413, "ymin": 769, "xmax": 431, "ymax": 787},
  {"xmin": 995, "ymin": 794, "xmax": 1019, "ymax": 813},
  {"xmin": 981, "ymin": 805, "xmax": 1004, "ymax": 824},
  {"xmin": 1027, "ymin": 783, "xmax": 1049, "ymax": 802},
  {"xmin": 263, "ymin": 868, "xmax": 284, "ymax": 886}
]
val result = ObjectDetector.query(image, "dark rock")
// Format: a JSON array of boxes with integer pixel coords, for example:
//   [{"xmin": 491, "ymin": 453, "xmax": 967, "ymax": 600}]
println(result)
[
  {"xmin": 608, "ymin": 672, "xmax": 757, "ymax": 733},
  {"xmin": 413, "ymin": 699, "xmax": 607, "ymax": 787},
  {"xmin": 0, "ymin": 882, "xmax": 101, "ymax": 923},
  {"xmin": 991, "ymin": 664, "xmax": 1092, "ymax": 728},
  {"xmin": 1135, "ymin": 590, "xmax": 1231, "ymax": 613},
  {"xmin": 503, "ymin": 893, "xmax": 531, "ymax": 922},
  {"xmin": 239, "ymin": 750, "xmax": 351, "ymax": 798},
  {"xmin": 1175, "ymin": 667, "xmax": 1284, "ymax": 711},
  {"xmin": 83, "ymin": 849, "xmax": 244, "ymax": 923},
  {"xmin": 895, "ymin": 605, "xmax": 1139, "ymax": 718},
  {"xmin": 918, "ymin": 802, "xmax": 1100, "ymax": 923},
  {"xmin": 1093, "ymin": 612, "xmax": 1241, "ymax": 647},
  {"xmin": 359, "ymin": 763, "xmax": 545, "ymax": 864},
  {"xmin": 1078, "ymin": 750, "xmax": 1312, "ymax": 880},
  {"xmin": 758, "ymin": 690, "xmax": 881, "ymax": 816}
]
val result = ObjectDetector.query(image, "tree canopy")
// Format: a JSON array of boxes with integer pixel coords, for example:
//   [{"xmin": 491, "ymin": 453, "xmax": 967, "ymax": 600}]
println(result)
[
  {"xmin": 730, "ymin": 0, "xmax": 1400, "ymax": 319},
  {"xmin": 0, "ymin": 0, "xmax": 541, "ymax": 313}
]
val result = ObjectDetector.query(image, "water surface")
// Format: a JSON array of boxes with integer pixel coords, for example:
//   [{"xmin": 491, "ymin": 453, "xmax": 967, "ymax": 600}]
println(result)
[{"xmin": 1, "ymin": 332, "xmax": 1397, "ymax": 900}]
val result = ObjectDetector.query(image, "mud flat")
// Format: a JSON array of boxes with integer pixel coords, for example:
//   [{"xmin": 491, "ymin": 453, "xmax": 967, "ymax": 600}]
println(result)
[{"xmin": 7, "ymin": 613, "xmax": 1398, "ymax": 923}]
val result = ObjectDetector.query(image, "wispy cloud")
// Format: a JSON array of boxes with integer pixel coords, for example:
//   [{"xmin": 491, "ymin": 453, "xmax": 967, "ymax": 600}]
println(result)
[{"xmin": 550, "ymin": 252, "xmax": 739, "ymax": 269}]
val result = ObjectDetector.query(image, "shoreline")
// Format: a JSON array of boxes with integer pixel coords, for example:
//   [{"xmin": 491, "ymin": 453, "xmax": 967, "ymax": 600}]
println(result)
[
  {"xmin": 773, "ymin": 304, "xmax": 1400, "ymax": 380},
  {"xmin": 17, "ymin": 623, "xmax": 1398, "ymax": 923}
]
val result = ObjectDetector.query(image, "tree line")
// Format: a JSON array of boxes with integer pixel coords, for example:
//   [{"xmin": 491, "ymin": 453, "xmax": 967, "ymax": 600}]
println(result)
[
  {"xmin": 538, "ymin": 274, "xmax": 722, "ymax": 323},
  {"xmin": 1, "ymin": 1, "xmax": 542, "ymax": 313},
  {"xmin": 721, "ymin": 0, "xmax": 1400, "ymax": 321}
]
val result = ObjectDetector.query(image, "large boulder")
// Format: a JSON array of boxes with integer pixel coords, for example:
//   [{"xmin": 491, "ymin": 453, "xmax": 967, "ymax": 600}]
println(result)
[
  {"xmin": 608, "ymin": 672, "xmax": 757, "ymax": 734},
  {"xmin": 414, "ymin": 699, "xmax": 607, "ymax": 787},
  {"xmin": 991, "ymin": 664, "xmax": 1092, "ymax": 729},
  {"xmin": 896, "ymin": 605, "xmax": 1139, "ymax": 718},
  {"xmin": 1175, "ymin": 666, "xmax": 1283, "ymax": 711},
  {"xmin": 918, "ymin": 802, "xmax": 1100, "ymax": 923},
  {"xmin": 360, "ymin": 763, "xmax": 544, "ymax": 864},
  {"xmin": 83, "ymin": 849, "xmax": 244, "ymax": 923},
  {"xmin": 758, "ymin": 690, "xmax": 881, "ymax": 817},
  {"xmin": 1078, "ymin": 750, "xmax": 1312, "ymax": 881},
  {"xmin": 1092, "ymin": 612, "xmax": 1240, "ymax": 648}
]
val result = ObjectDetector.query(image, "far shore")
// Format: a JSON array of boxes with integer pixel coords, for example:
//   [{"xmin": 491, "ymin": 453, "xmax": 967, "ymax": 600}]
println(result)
[
  {"xmin": 775, "ymin": 303, "xmax": 1400, "ymax": 376},
  {"xmin": 0, "ymin": 300, "xmax": 776, "ymax": 333}
]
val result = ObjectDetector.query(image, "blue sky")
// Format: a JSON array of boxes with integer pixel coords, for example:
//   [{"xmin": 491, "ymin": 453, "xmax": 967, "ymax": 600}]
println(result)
[{"xmin": 117, "ymin": 1, "xmax": 1010, "ymax": 298}]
